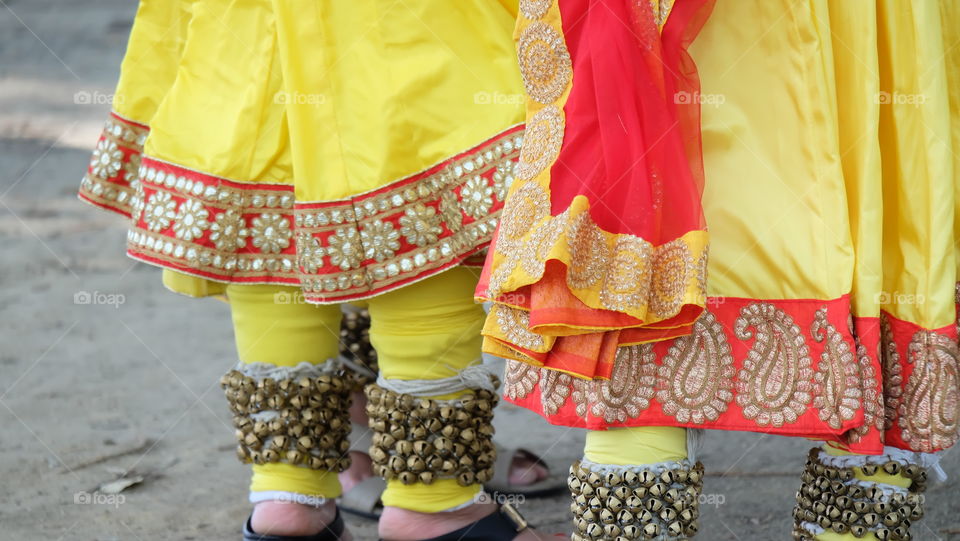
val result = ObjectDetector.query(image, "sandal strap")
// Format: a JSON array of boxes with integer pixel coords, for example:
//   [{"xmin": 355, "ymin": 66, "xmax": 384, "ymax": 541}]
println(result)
[
  {"xmin": 243, "ymin": 508, "xmax": 346, "ymax": 541},
  {"xmin": 411, "ymin": 503, "xmax": 529, "ymax": 541}
]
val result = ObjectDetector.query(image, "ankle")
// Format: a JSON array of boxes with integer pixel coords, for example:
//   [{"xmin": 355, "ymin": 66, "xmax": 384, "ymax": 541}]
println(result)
[
  {"xmin": 250, "ymin": 500, "xmax": 338, "ymax": 536},
  {"xmin": 378, "ymin": 502, "xmax": 496, "ymax": 541}
]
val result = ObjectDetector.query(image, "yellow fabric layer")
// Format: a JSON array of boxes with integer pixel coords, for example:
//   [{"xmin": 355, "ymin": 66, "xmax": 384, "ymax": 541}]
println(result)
[
  {"xmin": 162, "ymin": 269, "xmax": 225, "ymax": 298},
  {"xmin": 945, "ymin": 1, "xmax": 960, "ymax": 283},
  {"xmin": 876, "ymin": 0, "xmax": 958, "ymax": 330},
  {"xmin": 143, "ymin": 0, "xmax": 292, "ymax": 185},
  {"xmin": 690, "ymin": 0, "xmax": 852, "ymax": 303},
  {"xmin": 112, "ymin": 0, "xmax": 190, "ymax": 124},
  {"xmin": 269, "ymin": 0, "xmax": 523, "ymax": 203},
  {"xmin": 814, "ymin": 445, "xmax": 912, "ymax": 541},
  {"xmin": 226, "ymin": 268, "xmax": 485, "ymax": 510},
  {"xmin": 584, "ymin": 427, "xmax": 687, "ymax": 465},
  {"xmin": 687, "ymin": 0, "xmax": 958, "ymax": 330},
  {"xmin": 828, "ymin": 0, "xmax": 882, "ymax": 320}
]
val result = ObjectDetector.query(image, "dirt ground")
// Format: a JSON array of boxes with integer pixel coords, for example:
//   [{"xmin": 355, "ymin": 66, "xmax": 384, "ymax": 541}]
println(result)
[{"xmin": 1, "ymin": 1, "xmax": 958, "ymax": 540}]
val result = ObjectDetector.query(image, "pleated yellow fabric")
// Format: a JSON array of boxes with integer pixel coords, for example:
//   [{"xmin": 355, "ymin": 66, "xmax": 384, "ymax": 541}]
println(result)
[
  {"xmin": 143, "ymin": 0, "xmax": 292, "ymax": 185},
  {"xmin": 83, "ymin": 0, "xmax": 525, "ymax": 304},
  {"xmin": 78, "ymin": 0, "xmax": 189, "ymax": 215},
  {"xmin": 112, "ymin": 0, "xmax": 191, "ymax": 126},
  {"xmin": 270, "ymin": 0, "xmax": 523, "ymax": 203}
]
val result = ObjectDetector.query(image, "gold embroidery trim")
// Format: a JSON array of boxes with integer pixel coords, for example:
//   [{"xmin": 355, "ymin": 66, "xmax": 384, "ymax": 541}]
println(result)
[
  {"xmin": 481, "ymin": 188, "xmax": 708, "ymax": 326},
  {"xmin": 79, "ymin": 113, "xmax": 149, "ymax": 216},
  {"xmin": 122, "ymin": 128, "xmax": 523, "ymax": 301}
]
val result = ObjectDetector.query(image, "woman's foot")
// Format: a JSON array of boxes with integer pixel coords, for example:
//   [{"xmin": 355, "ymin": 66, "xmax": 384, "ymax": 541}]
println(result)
[
  {"xmin": 339, "ymin": 450, "xmax": 374, "ymax": 493},
  {"xmin": 506, "ymin": 452, "xmax": 549, "ymax": 486},
  {"xmin": 378, "ymin": 502, "xmax": 560, "ymax": 541},
  {"xmin": 250, "ymin": 500, "xmax": 353, "ymax": 540}
]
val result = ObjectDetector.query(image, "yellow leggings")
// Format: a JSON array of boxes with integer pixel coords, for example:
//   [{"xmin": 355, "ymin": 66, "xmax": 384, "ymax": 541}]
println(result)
[
  {"xmin": 584, "ymin": 426, "xmax": 689, "ymax": 465},
  {"xmin": 227, "ymin": 267, "xmax": 486, "ymax": 513}
]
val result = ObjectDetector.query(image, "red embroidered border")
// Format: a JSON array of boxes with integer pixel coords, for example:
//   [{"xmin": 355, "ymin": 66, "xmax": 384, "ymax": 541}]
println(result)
[
  {"xmin": 504, "ymin": 295, "xmax": 960, "ymax": 454},
  {"xmin": 118, "ymin": 125, "xmax": 523, "ymax": 302}
]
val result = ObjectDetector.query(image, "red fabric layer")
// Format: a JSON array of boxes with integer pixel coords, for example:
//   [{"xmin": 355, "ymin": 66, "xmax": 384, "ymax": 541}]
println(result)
[{"xmin": 551, "ymin": 0, "xmax": 712, "ymax": 238}]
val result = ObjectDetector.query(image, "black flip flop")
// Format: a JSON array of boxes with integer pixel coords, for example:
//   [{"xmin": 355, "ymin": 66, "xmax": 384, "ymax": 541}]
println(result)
[
  {"xmin": 379, "ymin": 503, "xmax": 529, "ymax": 541},
  {"xmin": 243, "ymin": 508, "xmax": 347, "ymax": 541}
]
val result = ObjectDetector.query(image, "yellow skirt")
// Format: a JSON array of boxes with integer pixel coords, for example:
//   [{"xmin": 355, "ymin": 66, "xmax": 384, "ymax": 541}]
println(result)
[
  {"xmin": 499, "ymin": 0, "xmax": 960, "ymax": 454},
  {"xmin": 80, "ymin": 0, "xmax": 525, "ymax": 302}
]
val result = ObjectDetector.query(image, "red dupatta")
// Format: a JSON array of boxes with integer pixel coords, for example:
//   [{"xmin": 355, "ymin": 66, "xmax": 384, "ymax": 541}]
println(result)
[{"xmin": 476, "ymin": 0, "xmax": 715, "ymax": 379}]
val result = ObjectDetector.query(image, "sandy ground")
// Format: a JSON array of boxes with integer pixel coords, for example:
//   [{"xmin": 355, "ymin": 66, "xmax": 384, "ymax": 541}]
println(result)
[{"xmin": 1, "ymin": 1, "xmax": 959, "ymax": 540}]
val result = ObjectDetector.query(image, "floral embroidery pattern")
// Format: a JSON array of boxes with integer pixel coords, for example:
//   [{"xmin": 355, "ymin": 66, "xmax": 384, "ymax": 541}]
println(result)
[
  {"xmin": 250, "ymin": 214, "xmax": 292, "ymax": 254},
  {"xmin": 360, "ymin": 220, "xmax": 401, "ymax": 263},
  {"xmin": 172, "ymin": 200, "xmax": 210, "ymax": 242},
  {"xmin": 399, "ymin": 204, "xmax": 442, "ymax": 247},
  {"xmin": 144, "ymin": 192, "xmax": 177, "ymax": 232},
  {"xmin": 119, "ymin": 127, "xmax": 522, "ymax": 303},
  {"xmin": 460, "ymin": 176, "xmax": 495, "ymax": 219},
  {"xmin": 210, "ymin": 210, "xmax": 248, "ymax": 252},
  {"xmin": 90, "ymin": 139, "xmax": 124, "ymax": 180},
  {"xmin": 79, "ymin": 113, "xmax": 149, "ymax": 218},
  {"xmin": 296, "ymin": 233, "xmax": 325, "ymax": 274},
  {"xmin": 327, "ymin": 226, "xmax": 363, "ymax": 271}
]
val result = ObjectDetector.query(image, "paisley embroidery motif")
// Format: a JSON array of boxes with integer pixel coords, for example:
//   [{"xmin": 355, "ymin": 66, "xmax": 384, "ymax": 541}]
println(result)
[
  {"xmin": 656, "ymin": 311, "xmax": 735, "ymax": 424},
  {"xmin": 847, "ymin": 324, "xmax": 884, "ymax": 444},
  {"xmin": 572, "ymin": 345, "xmax": 657, "ymax": 423},
  {"xmin": 600, "ymin": 235, "xmax": 654, "ymax": 312},
  {"xmin": 565, "ymin": 212, "xmax": 610, "ymax": 290},
  {"xmin": 898, "ymin": 329, "xmax": 960, "ymax": 451},
  {"xmin": 504, "ymin": 360, "xmax": 539, "ymax": 401},
  {"xmin": 539, "ymin": 368, "xmax": 573, "ymax": 416},
  {"xmin": 649, "ymin": 239, "xmax": 693, "ymax": 319},
  {"xmin": 880, "ymin": 314, "xmax": 904, "ymax": 431},
  {"xmin": 734, "ymin": 303, "xmax": 814, "ymax": 427},
  {"xmin": 811, "ymin": 308, "xmax": 862, "ymax": 430},
  {"xmin": 519, "ymin": 0, "xmax": 551, "ymax": 20}
]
